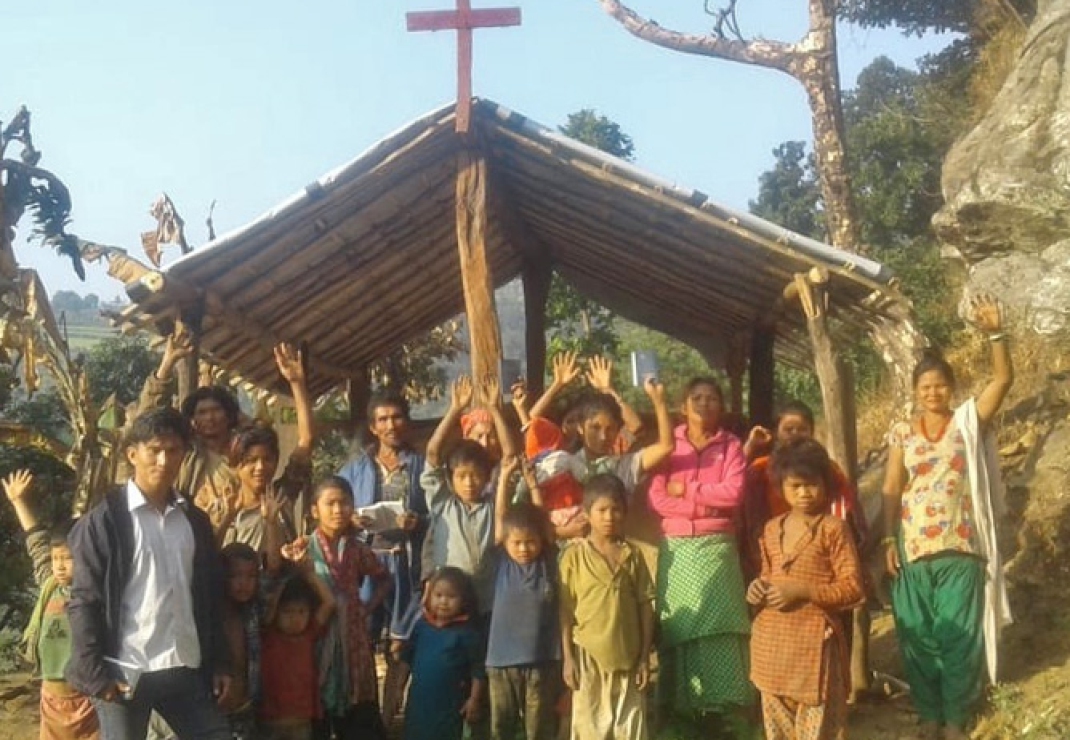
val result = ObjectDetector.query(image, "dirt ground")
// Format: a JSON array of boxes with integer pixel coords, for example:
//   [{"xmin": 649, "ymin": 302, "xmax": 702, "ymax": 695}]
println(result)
[{"xmin": 2, "ymin": 607, "xmax": 1068, "ymax": 739}]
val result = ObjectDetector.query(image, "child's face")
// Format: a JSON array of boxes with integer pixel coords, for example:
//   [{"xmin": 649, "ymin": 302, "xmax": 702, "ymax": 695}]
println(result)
[
  {"xmin": 236, "ymin": 444, "xmax": 279, "ymax": 495},
  {"xmin": 504, "ymin": 526, "xmax": 543, "ymax": 565},
  {"xmin": 586, "ymin": 495, "xmax": 625, "ymax": 538},
  {"xmin": 776, "ymin": 414, "xmax": 813, "ymax": 445},
  {"xmin": 428, "ymin": 579, "xmax": 463, "ymax": 622},
  {"xmin": 580, "ymin": 412, "xmax": 621, "ymax": 458},
  {"xmin": 451, "ymin": 462, "xmax": 488, "ymax": 505},
  {"xmin": 466, "ymin": 422, "xmax": 502, "ymax": 462},
  {"xmin": 50, "ymin": 545, "xmax": 74, "ymax": 587},
  {"xmin": 275, "ymin": 600, "xmax": 312, "ymax": 636},
  {"xmin": 313, "ymin": 486, "xmax": 354, "ymax": 538},
  {"xmin": 226, "ymin": 559, "xmax": 259, "ymax": 605},
  {"xmin": 782, "ymin": 473, "xmax": 827, "ymax": 515}
]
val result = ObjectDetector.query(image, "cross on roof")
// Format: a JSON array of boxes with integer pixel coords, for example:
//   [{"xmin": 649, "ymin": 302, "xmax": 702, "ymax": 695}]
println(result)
[{"xmin": 406, "ymin": 0, "xmax": 522, "ymax": 133}]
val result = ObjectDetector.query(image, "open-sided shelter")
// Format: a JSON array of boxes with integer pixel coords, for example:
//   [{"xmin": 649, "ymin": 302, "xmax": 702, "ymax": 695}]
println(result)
[{"xmin": 115, "ymin": 99, "xmax": 916, "ymax": 475}]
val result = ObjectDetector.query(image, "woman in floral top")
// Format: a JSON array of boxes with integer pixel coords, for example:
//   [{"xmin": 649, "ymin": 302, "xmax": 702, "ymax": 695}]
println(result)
[{"xmin": 881, "ymin": 293, "xmax": 1013, "ymax": 740}]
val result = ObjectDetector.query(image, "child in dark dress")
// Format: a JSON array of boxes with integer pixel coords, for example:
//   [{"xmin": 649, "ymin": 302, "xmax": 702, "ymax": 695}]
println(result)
[{"xmin": 401, "ymin": 568, "xmax": 486, "ymax": 740}]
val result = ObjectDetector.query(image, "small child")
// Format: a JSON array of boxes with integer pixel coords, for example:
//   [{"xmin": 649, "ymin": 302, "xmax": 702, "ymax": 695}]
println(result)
[
  {"xmin": 746, "ymin": 438, "xmax": 864, "ymax": 740},
  {"xmin": 3, "ymin": 469, "xmax": 99, "ymax": 740},
  {"xmin": 258, "ymin": 557, "xmax": 336, "ymax": 740},
  {"xmin": 219, "ymin": 542, "xmax": 263, "ymax": 739},
  {"xmin": 486, "ymin": 457, "xmax": 560, "ymax": 740},
  {"xmin": 559, "ymin": 474, "xmax": 654, "ymax": 740},
  {"xmin": 401, "ymin": 567, "xmax": 487, "ymax": 740},
  {"xmin": 297, "ymin": 476, "xmax": 392, "ymax": 740},
  {"xmin": 421, "ymin": 436, "xmax": 497, "ymax": 620}
]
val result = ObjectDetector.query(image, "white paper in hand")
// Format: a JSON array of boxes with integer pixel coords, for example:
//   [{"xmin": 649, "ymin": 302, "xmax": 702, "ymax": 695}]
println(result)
[{"xmin": 357, "ymin": 501, "xmax": 406, "ymax": 532}]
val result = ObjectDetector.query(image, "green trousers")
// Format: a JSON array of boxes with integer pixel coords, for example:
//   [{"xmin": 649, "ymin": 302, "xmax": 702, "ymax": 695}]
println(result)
[{"xmin": 891, "ymin": 552, "xmax": 984, "ymax": 727}]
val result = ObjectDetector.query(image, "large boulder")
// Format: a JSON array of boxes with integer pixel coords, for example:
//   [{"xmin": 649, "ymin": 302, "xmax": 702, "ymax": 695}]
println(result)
[{"xmin": 934, "ymin": 0, "xmax": 1070, "ymax": 260}]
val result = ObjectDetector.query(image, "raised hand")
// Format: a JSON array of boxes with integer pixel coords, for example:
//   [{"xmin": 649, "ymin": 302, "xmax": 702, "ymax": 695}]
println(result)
[
  {"xmin": 510, "ymin": 379, "xmax": 529, "ymax": 410},
  {"xmin": 968, "ymin": 292, "xmax": 1004, "ymax": 334},
  {"xmin": 478, "ymin": 374, "xmax": 503, "ymax": 409},
  {"xmin": 499, "ymin": 454, "xmax": 520, "ymax": 481},
  {"xmin": 585, "ymin": 355, "xmax": 615, "ymax": 394},
  {"xmin": 1, "ymin": 470, "xmax": 33, "ymax": 503},
  {"xmin": 643, "ymin": 377, "xmax": 666, "ymax": 405},
  {"xmin": 159, "ymin": 322, "xmax": 194, "ymax": 377},
  {"xmin": 551, "ymin": 351, "xmax": 581, "ymax": 388},
  {"xmin": 450, "ymin": 375, "xmax": 475, "ymax": 412},
  {"xmin": 273, "ymin": 342, "xmax": 306, "ymax": 385},
  {"xmin": 260, "ymin": 489, "xmax": 286, "ymax": 522}
]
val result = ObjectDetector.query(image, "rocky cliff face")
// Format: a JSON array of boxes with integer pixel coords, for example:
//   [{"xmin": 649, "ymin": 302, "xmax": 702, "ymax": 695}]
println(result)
[{"xmin": 934, "ymin": 0, "xmax": 1070, "ymax": 335}]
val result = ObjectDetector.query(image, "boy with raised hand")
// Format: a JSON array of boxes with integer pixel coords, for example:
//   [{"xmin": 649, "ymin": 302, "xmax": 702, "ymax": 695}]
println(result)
[{"xmin": 3, "ymin": 469, "xmax": 99, "ymax": 740}]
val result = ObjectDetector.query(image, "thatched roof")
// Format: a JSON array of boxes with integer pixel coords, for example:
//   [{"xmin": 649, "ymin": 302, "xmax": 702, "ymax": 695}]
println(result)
[{"xmin": 119, "ymin": 99, "xmax": 906, "ymax": 397}]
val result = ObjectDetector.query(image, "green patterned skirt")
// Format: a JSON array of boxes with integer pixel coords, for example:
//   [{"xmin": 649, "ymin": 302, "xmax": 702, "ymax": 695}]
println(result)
[{"xmin": 657, "ymin": 533, "xmax": 755, "ymax": 712}]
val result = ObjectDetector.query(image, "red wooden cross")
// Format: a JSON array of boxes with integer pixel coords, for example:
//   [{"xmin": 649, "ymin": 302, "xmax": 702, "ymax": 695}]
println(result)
[{"xmin": 406, "ymin": 0, "xmax": 522, "ymax": 133}]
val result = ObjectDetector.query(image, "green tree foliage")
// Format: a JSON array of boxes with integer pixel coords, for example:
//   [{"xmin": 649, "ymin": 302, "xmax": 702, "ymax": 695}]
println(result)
[
  {"xmin": 559, "ymin": 109, "xmax": 635, "ymax": 160},
  {"xmin": 753, "ymin": 52, "xmax": 975, "ymax": 407},
  {"xmin": 750, "ymin": 141, "xmax": 824, "ymax": 240},
  {"xmin": 83, "ymin": 334, "xmax": 159, "ymax": 406},
  {"xmin": 547, "ymin": 110, "xmax": 635, "ymax": 358},
  {"xmin": 545, "ymin": 274, "xmax": 621, "ymax": 358},
  {"xmin": 0, "ymin": 444, "xmax": 76, "ymax": 638},
  {"xmin": 840, "ymin": 0, "xmax": 1033, "ymax": 37},
  {"xmin": 615, "ymin": 321, "xmax": 715, "ymax": 411}
]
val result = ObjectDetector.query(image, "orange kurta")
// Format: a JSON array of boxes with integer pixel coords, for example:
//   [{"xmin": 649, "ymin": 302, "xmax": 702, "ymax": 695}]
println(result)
[{"xmin": 750, "ymin": 515, "xmax": 864, "ymax": 706}]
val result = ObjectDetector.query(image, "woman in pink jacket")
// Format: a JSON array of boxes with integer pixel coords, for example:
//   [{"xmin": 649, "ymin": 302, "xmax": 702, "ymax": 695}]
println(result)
[{"xmin": 649, "ymin": 377, "xmax": 755, "ymax": 736}]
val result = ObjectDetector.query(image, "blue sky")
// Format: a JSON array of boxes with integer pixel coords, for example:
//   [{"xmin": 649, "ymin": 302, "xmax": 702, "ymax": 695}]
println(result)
[{"xmin": 9, "ymin": 0, "xmax": 951, "ymax": 300}]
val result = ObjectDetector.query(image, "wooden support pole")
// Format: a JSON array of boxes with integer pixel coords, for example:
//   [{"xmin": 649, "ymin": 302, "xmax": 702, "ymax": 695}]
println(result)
[
  {"xmin": 521, "ymin": 259, "xmax": 551, "ymax": 398},
  {"xmin": 748, "ymin": 328, "xmax": 776, "ymax": 429},
  {"xmin": 175, "ymin": 306, "xmax": 204, "ymax": 404},
  {"xmin": 726, "ymin": 333, "xmax": 748, "ymax": 416},
  {"xmin": 793, "ymin": 267, "xmax": 853, "ymax": 476},
  {"xmin": 347, "ymin": 367, "xmax": 371, "ymax": 442},
  {"xmin": 791, "ymin": 267, "xmax": 869, "ymax": 698},
  {"xmin": 455, "ymin": 150, "xmax": 503, "ymax": 382}
]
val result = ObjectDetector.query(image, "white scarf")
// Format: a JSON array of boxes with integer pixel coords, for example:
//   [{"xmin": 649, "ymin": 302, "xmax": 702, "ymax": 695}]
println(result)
[{"xmin": 954, "ymin": 398, "xmax": 1013, "ymax": 681}]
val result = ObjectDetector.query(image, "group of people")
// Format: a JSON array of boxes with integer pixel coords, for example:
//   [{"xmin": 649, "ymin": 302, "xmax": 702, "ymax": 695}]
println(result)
[{"xmin": 5, "ymin": 294, "xmax": 1013, "ymax": 740}]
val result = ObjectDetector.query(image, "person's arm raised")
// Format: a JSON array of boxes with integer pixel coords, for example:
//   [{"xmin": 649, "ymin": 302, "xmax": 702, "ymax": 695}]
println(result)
[
  {"xmin": 274, "ymin": 343, "xmax": 314, "ymax": 454},
  {"xmin": 969, "ymin": 293, "xmax": 1014, "ymax": 425},
  {"xmin": 586, "ymin": 356, "xmax": 643, "ymax": 435},
  {"xmin": 638, "ymin": 379, "xmax": 674, "ymax": 473},
  {"xmin": 480, "ymin": 374, "xmax": 518, "ymax": 460},
  {"xmin": 494, "ymin": 455, "xmax": 520, "ymax": 545},
  {"xmin": 426, "ymin": 375, "xmax": 473, "ymax": 468},
  {"xmin": 529, "ymin": 352, "xmax": 580, "ymax": 421}
]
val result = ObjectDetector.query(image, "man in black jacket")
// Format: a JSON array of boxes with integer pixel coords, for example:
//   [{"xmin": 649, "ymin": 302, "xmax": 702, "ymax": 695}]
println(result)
[{"xmin": 66, "ymin": 408, "xmax": 231, "ymax": 739}]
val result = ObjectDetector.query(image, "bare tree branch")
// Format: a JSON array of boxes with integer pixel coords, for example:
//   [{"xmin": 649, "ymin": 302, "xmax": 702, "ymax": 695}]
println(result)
[
  {"xmin": 705, "ymin": 0, "xmax": 744, "ymax": 41},
  {"xmin": 597, "ymin": 0, "xmax": 797, "ymax": 73}
]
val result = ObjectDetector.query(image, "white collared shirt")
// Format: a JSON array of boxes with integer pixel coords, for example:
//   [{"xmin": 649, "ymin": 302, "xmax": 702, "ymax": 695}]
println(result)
[{"xmin": 117, "ymin": 480, "xmax": 201, "ymax": 673}]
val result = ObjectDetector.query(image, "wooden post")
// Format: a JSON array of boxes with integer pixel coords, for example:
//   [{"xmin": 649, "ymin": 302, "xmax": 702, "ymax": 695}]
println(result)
[
  {"xmin": 792, "ymin": 267, "xmax": 870, "ymax": 698},
  {"xmin": 455, "ymin": 150, "xmax": 503, "ymax": 382},
  {"xmin": 174, "ymin": 306, "xmax": 204, "ymax": 404},
  {"xmin": 725, "ymin": 333, "xmax": 748, "ymax": 416},
  {"xmin": 522, "ymin": 259, "xmax": 551, "ymax": 398},
  {"xmin": 748, "ymin": 327, "xmax": 776, "ymax": 429},
  {"xmin": 793, "ymin": 268, "xmax": 852, "ymax": 475},
  {"xmin": 347, "ymin": 368, "xmax": 371, "ymax": 443}
]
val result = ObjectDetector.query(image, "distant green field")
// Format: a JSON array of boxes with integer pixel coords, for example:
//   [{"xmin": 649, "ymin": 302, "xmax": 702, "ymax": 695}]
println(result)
[{"xmin": 66, "ymin": 324, "xmax": 118, "ymax": 352}]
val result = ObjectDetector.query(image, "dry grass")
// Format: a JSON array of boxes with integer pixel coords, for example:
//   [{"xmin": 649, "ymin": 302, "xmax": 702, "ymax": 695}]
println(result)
[{"xmin": 969, "ymin": 0, "xmax": 1030, "ymax": 120}]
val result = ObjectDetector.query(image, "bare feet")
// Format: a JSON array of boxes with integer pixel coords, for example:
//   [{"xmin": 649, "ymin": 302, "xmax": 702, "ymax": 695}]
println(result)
[{"xmin": 914, "ymin": 720, "xmax": 941, "ymax": 740}]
